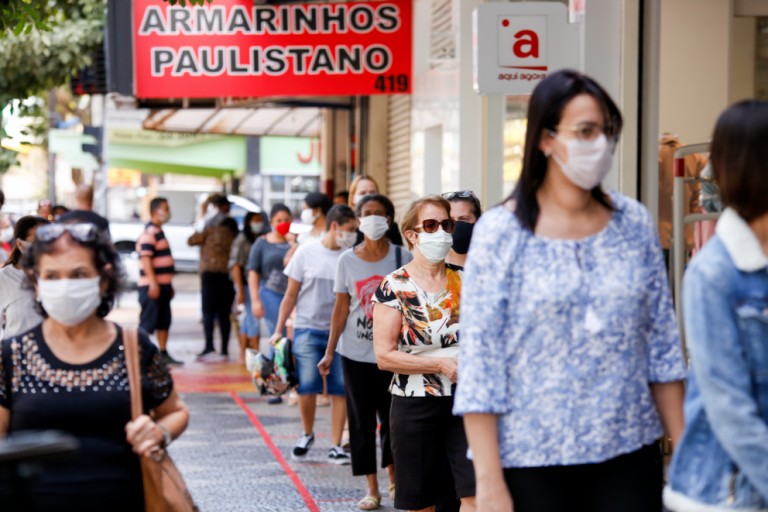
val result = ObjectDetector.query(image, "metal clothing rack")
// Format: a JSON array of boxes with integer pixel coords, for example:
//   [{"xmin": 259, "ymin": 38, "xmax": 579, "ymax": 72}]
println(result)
[{"xmin": 671, "ymin": 143, "xmax": 719, "ymax": 359}]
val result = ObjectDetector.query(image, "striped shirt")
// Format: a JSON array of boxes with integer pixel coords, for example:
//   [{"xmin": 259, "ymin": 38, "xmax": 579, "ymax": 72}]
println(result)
[{"xmin": 136, "ymin": 223, "xmax": 175, "ymax": 287}]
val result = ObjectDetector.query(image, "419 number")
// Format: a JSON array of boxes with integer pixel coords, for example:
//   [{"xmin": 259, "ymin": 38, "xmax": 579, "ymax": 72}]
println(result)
[{"xmin": 374, "ymin": 74, "xmax": 409, "ymax": 93}]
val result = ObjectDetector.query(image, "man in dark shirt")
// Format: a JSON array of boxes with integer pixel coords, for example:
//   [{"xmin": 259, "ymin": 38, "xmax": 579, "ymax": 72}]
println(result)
[{"xmin": 137, "ymin": 197, "xmax": 181, "ymax": 366}]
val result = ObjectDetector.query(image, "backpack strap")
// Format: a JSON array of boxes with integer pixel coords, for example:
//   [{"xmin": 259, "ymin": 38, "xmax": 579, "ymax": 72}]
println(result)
[{"xmin": 395, "ymin": 245, "xmax": 402, "ymax": 269}]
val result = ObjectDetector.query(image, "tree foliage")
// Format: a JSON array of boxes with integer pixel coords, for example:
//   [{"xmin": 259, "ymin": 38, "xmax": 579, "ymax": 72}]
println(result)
[{"xmin": 0, "ymin": 0, "xmax": 211, "ymax": 173}]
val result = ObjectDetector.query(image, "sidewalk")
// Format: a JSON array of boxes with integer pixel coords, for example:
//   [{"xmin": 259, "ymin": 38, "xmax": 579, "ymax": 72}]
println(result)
[{"xmin": 109, "ymin": 275, "xmax": 396, "ymax": 512}]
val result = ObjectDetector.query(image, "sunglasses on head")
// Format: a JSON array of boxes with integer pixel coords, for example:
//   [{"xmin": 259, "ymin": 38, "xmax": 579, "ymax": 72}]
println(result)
[
  {"xmin": 416, "ymin": 218, "xmax": 456, "ymax": 234},
  {"xmin": 36, "ymin": 223, "xmax": 100, "ymax": 244},
  {"xmin": 442, "ymin": 190, "xmax": 477, "ymax": 201}
]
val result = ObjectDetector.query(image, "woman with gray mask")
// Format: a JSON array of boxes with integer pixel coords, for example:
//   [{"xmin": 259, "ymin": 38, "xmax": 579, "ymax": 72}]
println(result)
[
  {"xmin": 0, "ymin": 215, "xmax": 49, "ymax": 339},
  {"xmin": 0, "ymin": 221, "xmax": 189, "ymax": 510},
  {"xmin": 348, "ymin": 175, "xmax": 404, "ymax": 247},
  {"xmin": 318, "ymin": 194, "xmax": 412, "ymax": 510}
]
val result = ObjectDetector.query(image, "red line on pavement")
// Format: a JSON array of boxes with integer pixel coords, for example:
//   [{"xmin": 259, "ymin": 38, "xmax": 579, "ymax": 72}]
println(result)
[{"xmin": 230, "ymin": 391, "xmax": 320, "ymax": 512}]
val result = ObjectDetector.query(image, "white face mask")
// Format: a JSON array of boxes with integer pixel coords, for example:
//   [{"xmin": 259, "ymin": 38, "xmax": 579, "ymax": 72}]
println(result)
[
  {"xmin": 0, "ymin": 226, "xmax": 13, "ymax": 243},
  {"xmin": 38, "ymin": 277, "xmax": 102, "ymax": 327},
  {"xmin": 358, "ymin": 215, "xmax": 389, "ymax": 241},
  {"xmin": 300, "ymin": 208, "xmax": 319, "ymax": 225},
  {"xmin": 353, "ymin": 194, "xmax": 368, "ymax": 206},
  {"xmin": 335, "ymin": 231, "xmax": 357, "ymax": 249},
  {"xmin": 250, "ymin": 222, "xmax": 264, "ymax": 233},
  {"xmin": 550, "ymin": 133, "xmax": 614, "ymax": 190},
  {"xmin": 416, "ymin": 230, "xmax": 453, "ymax": 263}
]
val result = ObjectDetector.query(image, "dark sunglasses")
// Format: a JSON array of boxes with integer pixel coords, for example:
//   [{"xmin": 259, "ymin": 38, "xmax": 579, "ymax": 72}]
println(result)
[
  {"xmin": 416, "ymin": 218, "xmax": 456, "ymax": 234},
  {"xmin": 36, "ymin": 223, "xmax": 100, "ymax": 243}
]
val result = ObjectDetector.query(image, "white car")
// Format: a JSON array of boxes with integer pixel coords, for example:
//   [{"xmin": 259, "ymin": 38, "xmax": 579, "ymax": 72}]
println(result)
[{"xmin": 111, "ymin": 194, "xmax": 262, "ymax": 287}]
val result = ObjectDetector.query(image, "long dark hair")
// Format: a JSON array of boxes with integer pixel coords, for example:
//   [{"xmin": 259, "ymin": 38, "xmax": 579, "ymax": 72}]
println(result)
[
  {"xmin": 3, "ymin": 216, "xmax": 49, "ymax": 268},
  {"xmin": 242, "ymin": 211, "xmax": 263, "ymax": 243},
  {"xmin": 510, "ymin": 69, "xmax": 623, "ymax": 231}
]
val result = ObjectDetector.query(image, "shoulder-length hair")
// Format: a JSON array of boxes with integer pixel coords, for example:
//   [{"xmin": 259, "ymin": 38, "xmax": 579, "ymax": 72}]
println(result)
[
  {"xmin": 400, "ymin": 195, "xmax": 452, "ymax": 250},
  {"xmin": 510, "ymin": 69, "xmax": 623, "ymax": 232},
  {"xmin": 710, "ymin": 100, "xmax": 768, "ymax": 222}
]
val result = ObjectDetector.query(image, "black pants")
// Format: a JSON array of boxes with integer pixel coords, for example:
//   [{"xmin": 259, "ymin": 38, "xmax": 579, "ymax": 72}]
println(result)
[
  {"xmin": 341, "ymin": 356, "xmax": 393, "ymax": 476},
  {"xmin": 390, "ymin": 395, "xmax": 476, "ymax": 510},
  {"xmin": 503, "ymin": 442, "xmax": 663, "ymax": 512},
  {"xmin": 201, "ymin": 271, "xmax": 235, "ymax": 355}
]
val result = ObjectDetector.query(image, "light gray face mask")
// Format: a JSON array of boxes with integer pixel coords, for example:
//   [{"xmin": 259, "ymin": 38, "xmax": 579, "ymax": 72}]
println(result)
[
  {"xmin": 358, "ymin": 215, "xmax": 388, "ymax": 241},
  {"xmin": 336, "ymin": 231, "xmax": 357, "ymax": 249},
  {"xmin": 550, "ymin": 133, "xmax": 614, "ymax": 190},
  {"xmin": 37, "ymin": 277, "xmax": 101, "ymax": 326},
  {"xmin": 416, "ymin": 230, "xmax": 453, "ymax": 263}
]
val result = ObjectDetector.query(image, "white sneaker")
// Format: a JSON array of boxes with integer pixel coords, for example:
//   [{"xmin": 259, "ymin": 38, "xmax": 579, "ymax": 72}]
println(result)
[
  {"xmin": 328, "ymin": 445, "xmax": 351, "ymax": 465},
  {"xmin": 291, "ymin": 433, "xmax": 315, "ymax": 460}
]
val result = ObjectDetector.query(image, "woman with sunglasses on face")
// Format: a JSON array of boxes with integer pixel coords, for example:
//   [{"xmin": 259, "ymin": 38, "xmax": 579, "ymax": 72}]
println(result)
[
  {"xmin": 0, "ymin": 222, "xmax": 189, "ymax": 510},
  {"xmin": 373, "ymin": 196, "xmax": 476, "ymax": 512},
  {"xmin": 454, "ymin": 70, "xmax": 685, "ymax": 512},
  {"xmin": 443, "ymin": 191, "xmax": 483, "ymax": 270},
  {"xmin": 318, "ymin": 194, "xmax": 412, "ymax": 510},
  {"xmin": 0, "ymin": 215, "xmax": 49, "ymax": 340}
]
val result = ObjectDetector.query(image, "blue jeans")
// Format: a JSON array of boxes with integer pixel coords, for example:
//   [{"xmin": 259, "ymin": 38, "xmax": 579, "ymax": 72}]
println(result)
[
  {"xmin": 259, "ymin": 287, "xmax": 284, "ymax": 336},
  {"xmin": 259, "ymin": 287, "xmax": 284, "ymax": 359},
  {"xmin": 240, "ymin": 284, "xmax": 259, "ymax": 338},
  {"xmin": 293, "ymin": 328, "xmax": 344, "ymax": 396}
]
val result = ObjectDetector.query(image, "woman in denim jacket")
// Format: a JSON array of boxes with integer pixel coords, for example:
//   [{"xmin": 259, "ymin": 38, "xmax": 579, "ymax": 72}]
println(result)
[{"xmin": 665, "ymin": 101, "xmax": 768, "ymax": 511}]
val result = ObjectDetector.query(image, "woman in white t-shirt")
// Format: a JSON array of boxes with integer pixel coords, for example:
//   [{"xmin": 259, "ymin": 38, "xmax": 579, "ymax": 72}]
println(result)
[
  {"xmin": 268, "ymin": 205, "xmax": 358, "ymax": 465},
  {"xmin": 318, "ymin": 194, "xmax": 412, "ymax": 511},
  {"xmin": 373, "ymin": 196, "xmax": 476, "ymax": 512},
  {"xmin": 0, "ymin": 215, "xmax": 49, "ymax": 339}
]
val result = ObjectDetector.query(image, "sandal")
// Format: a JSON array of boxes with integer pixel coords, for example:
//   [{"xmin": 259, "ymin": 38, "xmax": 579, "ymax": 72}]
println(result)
[
  {"xmin": 357, "ymin": 495, "xmax": 381, "ymax": 510},
  {"xmin": 388, "ymin": 482, "xmax": 396, "ymax": 500}
]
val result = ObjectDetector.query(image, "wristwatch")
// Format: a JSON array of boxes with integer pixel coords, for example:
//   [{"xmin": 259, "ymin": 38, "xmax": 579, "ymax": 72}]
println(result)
[{"xmin": 157, "ymin": 423, "xmax": 172, "ymax": 448}]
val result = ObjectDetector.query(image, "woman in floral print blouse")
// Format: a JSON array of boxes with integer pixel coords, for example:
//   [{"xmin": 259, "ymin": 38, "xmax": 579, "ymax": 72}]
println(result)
[
  {"xmin": 453, "ymin": 70, "xmax": 686, "ymax": 512},
  {"xmin": 373, "ymin": 195, "xmax": 476, "ymax": 512}
]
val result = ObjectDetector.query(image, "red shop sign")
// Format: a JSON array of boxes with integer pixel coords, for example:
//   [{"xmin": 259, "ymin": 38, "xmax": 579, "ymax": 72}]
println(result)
[{"xmin": 132, "ymin": 0, "xmax": 413, "ymax": 99}]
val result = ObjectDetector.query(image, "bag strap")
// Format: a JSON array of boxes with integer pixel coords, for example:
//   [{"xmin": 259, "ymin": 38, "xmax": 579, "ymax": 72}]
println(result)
[
  {"xmin": 123, "ymin": 326, "xmax": 143, "ymax": 421},
  {"xmin": 395, "ymin": 245, "xmax": 402, "ymax": 269}
]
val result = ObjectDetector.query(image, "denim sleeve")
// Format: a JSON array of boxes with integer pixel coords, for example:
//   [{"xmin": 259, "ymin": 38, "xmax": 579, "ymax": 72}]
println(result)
[
  {"xmin": 642, "ymin": 216, "xmax": 686, "ymax": 383},
  {"xmin": 453, "ymin": 209, "xmax": 514, "ymax": 416},
  {"xmin": 683, "ymin": 267, "xmax": 768, "ymax": 500}
]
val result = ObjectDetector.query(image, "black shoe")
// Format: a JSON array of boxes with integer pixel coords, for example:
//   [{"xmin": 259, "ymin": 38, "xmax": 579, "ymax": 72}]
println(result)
[{"xmin": 161, "ymin": 351, "xmax": 184, "ymax": 366}]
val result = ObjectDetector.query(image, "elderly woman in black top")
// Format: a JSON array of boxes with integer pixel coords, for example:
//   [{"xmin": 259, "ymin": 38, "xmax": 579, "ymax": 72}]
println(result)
[{"xmin": 0, "ymin": 222, "xmax": 189, "ymax": 510}]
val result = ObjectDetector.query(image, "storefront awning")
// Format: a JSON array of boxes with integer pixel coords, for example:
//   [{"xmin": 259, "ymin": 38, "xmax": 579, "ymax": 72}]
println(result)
[
  {"xmin": 107, "ymin": 129, "xmax": 246, "ymax": 178},
  {"xmin": 143, "ymin": 106, "xmax": 323, "ymax": 138}
]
